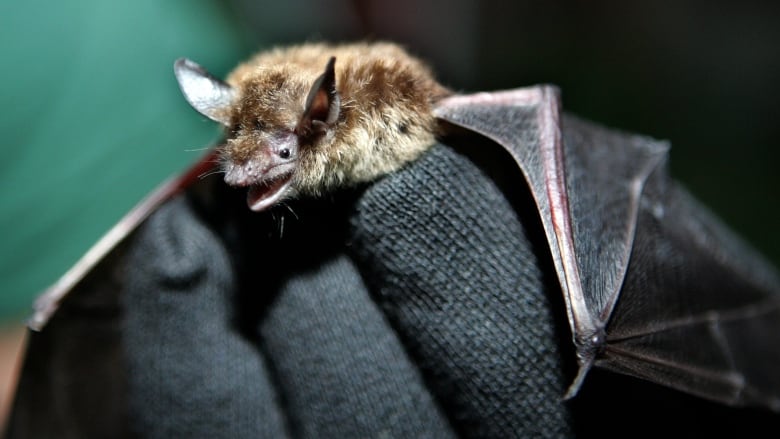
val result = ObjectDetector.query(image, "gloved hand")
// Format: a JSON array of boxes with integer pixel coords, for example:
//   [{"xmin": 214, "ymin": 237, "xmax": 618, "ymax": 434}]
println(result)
[{"xmin": 121, "ymin": 143, "xmax": 573, "ymax": 438}]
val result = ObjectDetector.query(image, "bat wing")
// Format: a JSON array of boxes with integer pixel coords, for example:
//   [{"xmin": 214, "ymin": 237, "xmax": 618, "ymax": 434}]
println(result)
[
  {"xmin": 434, "ymin": 87, "xmax": 780, "ymax": 410},
  {"xmin": 27, "ymin": 150, "xmax": 219, "ymax": 331}
]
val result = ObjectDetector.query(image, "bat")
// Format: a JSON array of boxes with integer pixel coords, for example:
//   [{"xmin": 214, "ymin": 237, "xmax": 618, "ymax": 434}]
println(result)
[
  {"xmin": 26, "ymin": 42, "xmax": 780, "ymax": 412},
  {"xmin": 172, "ymin": 43, "xmax": 449, "ymax": 211}
]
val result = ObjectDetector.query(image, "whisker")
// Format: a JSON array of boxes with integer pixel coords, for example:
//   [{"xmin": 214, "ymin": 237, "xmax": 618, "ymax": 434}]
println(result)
[
  {"xmin": 183, "ymin": 146, "xmax": 213, "ymax": 152},
  {"xmin": 198, "ymin": 168, "xmax": 225, "ymax": 179},
  {"xmin": 269, "ymin": 210, "xmax": 286, "ymax": 240},
  {"xmin": 282, "ymin": 202, "xmax": 299, "ymax": 221}
]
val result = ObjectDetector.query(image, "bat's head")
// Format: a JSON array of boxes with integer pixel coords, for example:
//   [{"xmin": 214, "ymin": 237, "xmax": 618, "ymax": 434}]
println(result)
[{"xmin": 174, "ymin": 57, "xmax": 340, "ymax": 211}]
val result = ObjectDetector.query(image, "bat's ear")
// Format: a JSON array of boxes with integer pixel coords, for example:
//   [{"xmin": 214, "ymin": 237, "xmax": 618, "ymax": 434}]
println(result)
[
  {"xmin": 297, "ymin": 56, "xmax": 340, "ymax": 137},
  {"xmin": 174, "ymin": 58, "xmax": 236, "ymax": 126}
]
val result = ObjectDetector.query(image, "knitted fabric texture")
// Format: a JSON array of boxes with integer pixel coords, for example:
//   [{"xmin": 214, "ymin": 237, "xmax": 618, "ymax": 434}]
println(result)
[{"xmin": 121, "ymin": 143, "xmax": 573, "ymax": 438}]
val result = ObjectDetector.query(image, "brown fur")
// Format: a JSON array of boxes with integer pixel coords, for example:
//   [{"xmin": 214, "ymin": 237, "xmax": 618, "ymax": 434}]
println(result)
[{"xmin": 222, "ymin": 42, "xmax": 451, "ymax": 197}]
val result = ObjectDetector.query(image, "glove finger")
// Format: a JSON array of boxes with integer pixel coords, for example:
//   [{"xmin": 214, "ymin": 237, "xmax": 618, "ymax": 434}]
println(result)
[
  {"xmin": 122, "ymin": 196, "xmax": 286, "ymax": 438},
  {"xmin": 259, "ymin": 253, "xmax": 455, "ymax": 438},
  {"xmin": 349, "ymin": 143, "xmax": 573, "ymax": 438}
]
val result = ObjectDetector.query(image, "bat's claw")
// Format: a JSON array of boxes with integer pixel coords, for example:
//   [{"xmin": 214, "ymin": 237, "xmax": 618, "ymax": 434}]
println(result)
[{"xmin": 562, "ymin": 358, "xmax": 594, "ymax": 400}]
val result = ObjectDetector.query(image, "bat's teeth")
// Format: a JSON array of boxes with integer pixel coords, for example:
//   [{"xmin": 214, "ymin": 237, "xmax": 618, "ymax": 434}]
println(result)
[{"xmin": 246, "ymin": 174, "xmax": 293, "ymax": 212}]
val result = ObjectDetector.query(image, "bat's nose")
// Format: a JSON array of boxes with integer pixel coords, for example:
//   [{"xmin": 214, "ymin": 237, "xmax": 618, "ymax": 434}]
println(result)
[{"xmin": 223, "ymin": 162, "xmax": 255, "ymax": 187}]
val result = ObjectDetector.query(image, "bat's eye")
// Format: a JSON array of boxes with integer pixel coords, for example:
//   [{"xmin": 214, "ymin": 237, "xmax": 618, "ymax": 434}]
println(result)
[
  {"xmin": 254, "ymin": 120, "xmax": 266, "ymax": 130},
  {"xmin": 278, "ymin": 148, "xmax": 291, "ymax": 159}
]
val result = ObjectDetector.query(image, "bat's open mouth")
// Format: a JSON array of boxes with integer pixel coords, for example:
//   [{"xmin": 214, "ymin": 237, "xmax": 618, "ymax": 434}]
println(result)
[{"xmin": 246, "ymin": 172, "xmax": 294, "ymax": 212}]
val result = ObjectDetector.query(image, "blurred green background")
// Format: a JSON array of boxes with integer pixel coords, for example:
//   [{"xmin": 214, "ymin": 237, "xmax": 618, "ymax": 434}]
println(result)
[{"xmin": 1, "ymin": 0, "xmax": 778, "ymax": 321}]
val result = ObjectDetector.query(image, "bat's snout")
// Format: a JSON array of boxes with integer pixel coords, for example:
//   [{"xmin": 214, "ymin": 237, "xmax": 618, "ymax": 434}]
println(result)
[{"xmin": 222, "ymin": 156, "xmax": 297, "ymax": 212}]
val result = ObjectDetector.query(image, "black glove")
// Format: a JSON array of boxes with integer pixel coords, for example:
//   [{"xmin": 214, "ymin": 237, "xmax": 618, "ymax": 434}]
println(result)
[{"xmin": 121, "ymin": 143, "xmax": 573, "ymax": 438}]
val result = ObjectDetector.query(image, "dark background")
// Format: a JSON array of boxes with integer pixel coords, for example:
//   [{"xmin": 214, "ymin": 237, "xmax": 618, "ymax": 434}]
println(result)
[{"xmin": 1, "ymin": 0, "xmax": 778, "ymax": 319}]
